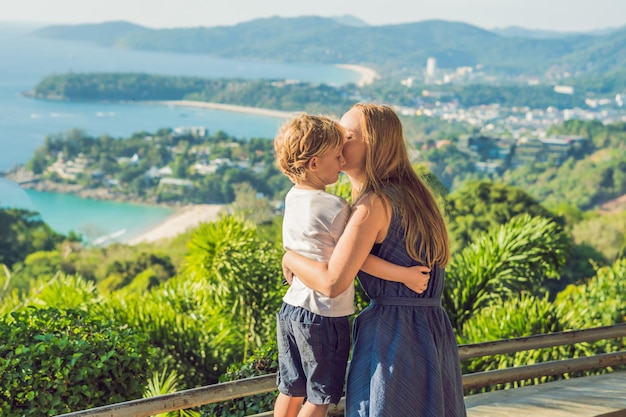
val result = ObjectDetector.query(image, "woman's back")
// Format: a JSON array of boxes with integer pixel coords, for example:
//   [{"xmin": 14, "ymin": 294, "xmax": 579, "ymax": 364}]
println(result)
[
  {"xmin": 358, "ymin": 209, "xmax": 445, "ymax": 300},
  {"xmin": 346, "ymin": 209, "xmax": 467, "ymax": 417}
]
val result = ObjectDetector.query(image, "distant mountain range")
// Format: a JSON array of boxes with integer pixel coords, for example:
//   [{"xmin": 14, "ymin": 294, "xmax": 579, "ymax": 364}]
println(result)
[
  {"xmin": 32, "ymin": 16, "xmax": 626, "ymax": 78},
  {"xmin": 491, "ymin": 25, "xmax": 625, "ymax": 39}
]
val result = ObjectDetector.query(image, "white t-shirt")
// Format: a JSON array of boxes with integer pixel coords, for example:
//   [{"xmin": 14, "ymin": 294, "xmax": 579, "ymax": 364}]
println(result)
[{"xmin": 282, "ymin": 187, "xmax": 355, "ymax": 317}]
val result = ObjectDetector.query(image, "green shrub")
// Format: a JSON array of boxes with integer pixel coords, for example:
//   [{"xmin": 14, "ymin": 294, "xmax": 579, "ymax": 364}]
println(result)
[
  {"xmin": 202, "ymin": 340, "xmax": 278, "ymax": 417},
  {"xmin": 555, "ymin": 258, "xmax": 626, "ymax": 329},
  {"xmin": 0, "ymin": 307, "xmax": 155, "ymax": 416}
]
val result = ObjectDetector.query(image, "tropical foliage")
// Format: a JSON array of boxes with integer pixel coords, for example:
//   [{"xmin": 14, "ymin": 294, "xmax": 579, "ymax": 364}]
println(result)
[
  {"xmin": 1, "ymin": 168, "xmax": 624, "ymax": 414},
  {"xmin": 0, "ymin": 307, "xmax": 154, "ymax": 416},
  {"xmin": 443, "ymin": 214, "xmax": 568, "ymax": 333},
  {"xmin": 203, "ymin": 341, "xmax": 279, "ymax": 417},
  {"xmin": 181, "ymin": 215, "xmax": 284, "ymax": 358},
  {"xmin": 143, "ymin": 367, "xmax": 201, "ymax": 417},
  {"xmin": 459, "ymin": 293, "xmax": 572, "ymax": 390},
  {"xmin": 444, "ymin": 180, "xmax": 564, "ymax": 251},
  {"xmin": 459, "ymin": 258, "xmax": 626, "ymax": 392},
  {"xmin": 0, "ymin": 208, "xmax": 69, "ymax": 268}
]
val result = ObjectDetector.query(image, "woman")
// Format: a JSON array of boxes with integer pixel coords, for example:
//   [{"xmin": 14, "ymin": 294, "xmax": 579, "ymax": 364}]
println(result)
[{"xmin": 282, "ymin": 103, "xmax": 467, "ymax": 416}]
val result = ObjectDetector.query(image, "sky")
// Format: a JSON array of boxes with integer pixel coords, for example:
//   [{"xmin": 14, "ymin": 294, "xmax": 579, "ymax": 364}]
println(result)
[{"xmin": 1, "ymin": 0, "xmax": 625, "ymax": 33}]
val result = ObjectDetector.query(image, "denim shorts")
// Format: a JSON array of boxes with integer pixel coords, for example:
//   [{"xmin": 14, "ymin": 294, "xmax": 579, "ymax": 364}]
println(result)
[{"xmin": 276, "ymin": 302, "xmax": 351, "ymax": 405}]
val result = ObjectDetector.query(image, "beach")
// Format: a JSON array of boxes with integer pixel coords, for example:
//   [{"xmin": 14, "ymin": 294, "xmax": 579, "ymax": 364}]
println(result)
[
  {"xmin": 126, "ymin": 204, "xmax": 225, "ymax": 245},
  {"xmin": 336, "ymin": 64, "xmax": 380, "ymax": 86},
  {"xmin": 155, "ymin": 100, "xmax": 299, "ymax": 118}
]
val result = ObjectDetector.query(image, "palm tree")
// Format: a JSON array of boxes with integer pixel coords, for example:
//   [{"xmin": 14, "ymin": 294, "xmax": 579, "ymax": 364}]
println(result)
[
  {"xmin": 143, "ymin": 367, "xmax": 201, "ymax": 417},
  {"xmin": 182, "ymin": 215, "xmax": 284, "ymax": 359},
  {"xmin": 443, "ymin": 214, "xmax": 569, "ymax": 333}
]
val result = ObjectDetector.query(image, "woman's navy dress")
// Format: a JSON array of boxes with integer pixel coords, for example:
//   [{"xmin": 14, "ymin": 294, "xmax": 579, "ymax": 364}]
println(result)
[{"xmin": 346, "ymin": 211, "xmax": 467, "ymax": 417}]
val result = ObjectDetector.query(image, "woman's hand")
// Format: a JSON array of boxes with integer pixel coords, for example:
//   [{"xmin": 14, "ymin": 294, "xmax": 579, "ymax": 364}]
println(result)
[{"xmin": 403, "ymin": 265, "xmax": 431, "ymax": 294}]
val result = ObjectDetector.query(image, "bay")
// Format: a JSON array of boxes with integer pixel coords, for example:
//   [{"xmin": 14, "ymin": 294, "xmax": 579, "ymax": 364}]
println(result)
[{"xmin": 0, "ymin": 22, "xmax": 359, "ymax": 242}]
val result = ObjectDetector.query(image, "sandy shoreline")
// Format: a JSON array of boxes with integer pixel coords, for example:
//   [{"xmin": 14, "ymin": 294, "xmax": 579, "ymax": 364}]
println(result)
[
  {"xmin": 125, "ymin": 204, "xmax": 225, "ymax": 245},
  {"xmin": 153, "ymin": 100, "xmax": 299, "ymax": 118},
  {"xmin": 336, "ymin": 64, "xmax": 380, "ymax": 86}
]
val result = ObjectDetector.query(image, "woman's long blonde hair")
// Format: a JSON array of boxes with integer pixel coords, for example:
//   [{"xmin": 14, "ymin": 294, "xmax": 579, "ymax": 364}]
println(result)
[{"xmin": 352, "ymin": 103, "xmax": 450, "ymax": 267}]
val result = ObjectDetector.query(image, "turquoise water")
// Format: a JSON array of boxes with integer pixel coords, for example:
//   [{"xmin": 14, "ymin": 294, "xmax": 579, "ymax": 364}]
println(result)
[
  {"xmin": 0, "ymin": 22, "xmax": 358, "ymax": 242},
  {"xmin": 0, "ymin": 178, "xmax": 175, "ymax": 244},
  {"xmin": 25, "ymin": 189, "xmax": 175, "ymax": 243}
]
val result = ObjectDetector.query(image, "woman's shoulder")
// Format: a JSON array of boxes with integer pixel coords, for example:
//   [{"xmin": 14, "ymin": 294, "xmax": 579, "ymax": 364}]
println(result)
[
  {"xmin": 355, "ymin": 191, "xmax": 390, "ymax": 208},
  {"xmin": 351, "ymin": 192, "xmax": 393, "ymax": 241}
]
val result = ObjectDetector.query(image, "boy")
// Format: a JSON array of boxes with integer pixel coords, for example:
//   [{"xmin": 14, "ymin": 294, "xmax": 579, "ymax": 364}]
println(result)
[{"xmin": 273, "ymin": 114, "xmax": 429, "ymax": 417}]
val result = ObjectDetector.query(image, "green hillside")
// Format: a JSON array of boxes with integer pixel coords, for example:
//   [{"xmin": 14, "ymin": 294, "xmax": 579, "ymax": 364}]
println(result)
[
  {"xmin": 33, "ymin": 20, "xmax": 146, "ymax": 45},
  {"xmin": 31, "ymin": 17, "xmax": 626, "ymax": 77}
]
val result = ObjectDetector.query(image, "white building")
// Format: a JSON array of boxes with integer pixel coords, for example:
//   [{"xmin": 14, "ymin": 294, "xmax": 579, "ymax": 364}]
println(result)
[{"xmin": 426, "ymin": 57, "xmax": 437, "ymax": 78}]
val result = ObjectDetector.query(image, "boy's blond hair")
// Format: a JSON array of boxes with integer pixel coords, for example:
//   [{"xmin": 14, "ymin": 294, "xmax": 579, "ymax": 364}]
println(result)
[{"xmin": 274, "ymin": 114, "xmax": 345, "ymax": 183}]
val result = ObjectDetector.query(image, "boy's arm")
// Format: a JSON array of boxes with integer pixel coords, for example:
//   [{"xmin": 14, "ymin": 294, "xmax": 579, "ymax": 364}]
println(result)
[{"xmin": 361, "ymin": 254, "xmax": 431, "ymax": 294}]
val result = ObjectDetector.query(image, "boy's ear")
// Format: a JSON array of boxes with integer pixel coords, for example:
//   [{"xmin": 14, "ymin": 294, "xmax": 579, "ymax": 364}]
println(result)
[{"xmin": 307, "ymin": 156, "xmax": 319, "ymax": 171}]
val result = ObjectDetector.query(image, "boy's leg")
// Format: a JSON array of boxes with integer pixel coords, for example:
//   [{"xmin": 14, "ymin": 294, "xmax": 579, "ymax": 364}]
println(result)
[
  {"xmin": 298, "ymin": 401, "xmax": 330, "ymax": 417},
  {"xmin": 275, "ymin": 304, "xmax": 308, "ymax": 417},
  {"xmin": 294, "ymin": 314, "xmax": 350, "ymax": 414},
  {"xmin": 274, "ymin": 392, "xmax": 305, "ymax": 417}
]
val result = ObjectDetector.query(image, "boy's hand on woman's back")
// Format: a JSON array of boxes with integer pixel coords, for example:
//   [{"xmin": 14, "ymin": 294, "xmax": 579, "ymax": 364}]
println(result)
[{"xmin": 404, "ymin": 266, "xmax": 431, "ymax": 294}]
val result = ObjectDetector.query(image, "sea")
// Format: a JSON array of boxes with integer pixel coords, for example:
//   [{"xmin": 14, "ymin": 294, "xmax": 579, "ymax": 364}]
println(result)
[{"xmin": 0, "ymin": 22, "xmax": 360, "ymax": 243}]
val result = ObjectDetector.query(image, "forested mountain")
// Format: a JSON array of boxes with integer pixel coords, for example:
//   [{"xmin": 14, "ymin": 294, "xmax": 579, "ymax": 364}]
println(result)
[
  {"xmin": 32, "ymin": 17, "xmax": 626, "ymax": 77},
  {"xmin": 552, "ymin": 29, "xmax": 626, "ymax": 74},
  {"xmin": 491, "ymin": 25, "xmax": 625, "ymax": 39},
  {"xmin": 34, "ymin": 20, "xmax": 146, "ymax": 44}
]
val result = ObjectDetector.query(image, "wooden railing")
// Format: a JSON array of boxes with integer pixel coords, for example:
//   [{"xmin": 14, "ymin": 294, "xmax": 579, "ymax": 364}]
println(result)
[{"xmin": 56, "ymin": 323, "xmax": 626, "ymax": 417}]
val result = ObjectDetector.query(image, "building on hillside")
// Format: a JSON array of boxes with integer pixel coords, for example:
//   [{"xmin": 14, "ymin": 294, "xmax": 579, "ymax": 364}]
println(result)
[
  {"xmin": 173, "ymin": 126, "xmax": 208, "ymax": 138},
  {"xmin": 158, "ymin": 166, "xmax": 174, "ymax": 177},
  {"xmin": 474, "ymin": 160, "xmax": 505, "ymax": 175},
  {"xmin": 457, "ymin": 134, "xmax": 514, "ymax": 162},
  {"xmin": 145, "ymin": 166, "xmax": 161, "ymax": 179},
  {"xmin": 192, "ymin": 162, "xmax": 217, "ymax": 175},
  {"xmin": 46, "ymin": 152, "xmax": 91, "ymax": 180},
  {"xmin": 510, "ymin": 135, "xmax": 587, "ymax": 167},
  {"xmin": 554, "ymin": 85, "xmax": 574, "ymax": 95},
  {"xmin": 157, "ymin": 177, "xmax": 194, "ymax": 199},
  {"xmin": 158, "ymin": 178, "xmax": 193, "ymax": 187},
  {"xmin": 117, "ymin": 153, "xmax": 140, "ymax": 166}
]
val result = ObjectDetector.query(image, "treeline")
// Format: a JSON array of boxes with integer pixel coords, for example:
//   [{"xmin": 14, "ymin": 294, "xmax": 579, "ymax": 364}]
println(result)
[
  {"xmin": 1, "ymin": 177, "xmax": 625, "ymax": 414},
  {"xmin": 0, "ymin": 208, "xmax": 77, "ymax": 269},
  {"xmin": 32, "ymin": 72, "xmax": 625, "ymax": 113},
  {"xmin": 32, "ymin": 73, "xmax": 358, "ymax": 114}
]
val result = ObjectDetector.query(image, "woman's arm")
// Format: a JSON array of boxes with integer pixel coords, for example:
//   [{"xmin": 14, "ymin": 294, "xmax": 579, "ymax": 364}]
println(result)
[
  {"xmin": 283, "ymin": 194, "xmax": 390, "ymax": 297},
  {"xmin": 282, "ymin": 252, "xmax": 432, "ymax": 295}
]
